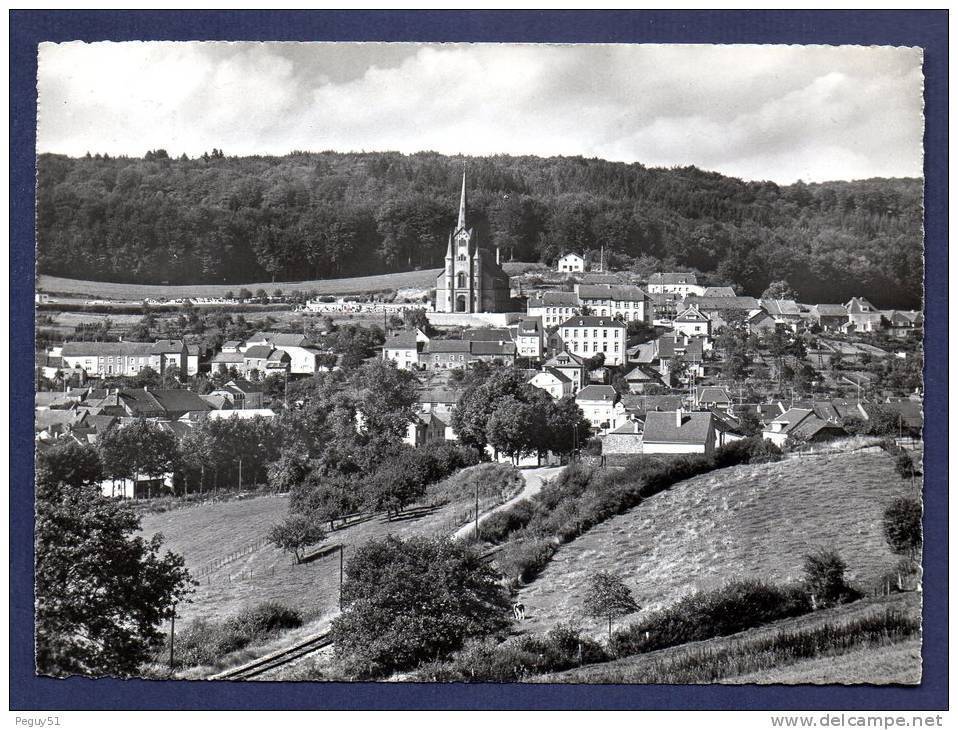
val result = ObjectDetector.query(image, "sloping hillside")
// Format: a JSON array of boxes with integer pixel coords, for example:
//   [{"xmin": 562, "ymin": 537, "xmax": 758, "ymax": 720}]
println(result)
[{"xmin": 516, "ymin": 448, "xmax": 915, "ymax": 638}]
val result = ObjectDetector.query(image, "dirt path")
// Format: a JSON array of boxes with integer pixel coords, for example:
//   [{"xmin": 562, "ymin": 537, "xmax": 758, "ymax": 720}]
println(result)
[{"xmin": 453, "ymin": 465, "xmax": 564, "ymax": 541}]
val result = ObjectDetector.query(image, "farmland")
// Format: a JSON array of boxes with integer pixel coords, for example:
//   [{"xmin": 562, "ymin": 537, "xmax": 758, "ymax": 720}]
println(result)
[
  {"xmin": 533, "ymin": 592, "xmax": 920, "ymax": 684},
  {"xmin": 514, "ymin": 447, "xmax": 915, "ymax": 640},
  {"xmin": 37, "ymin": 262, "xmax": 539, "ymax": 302}
]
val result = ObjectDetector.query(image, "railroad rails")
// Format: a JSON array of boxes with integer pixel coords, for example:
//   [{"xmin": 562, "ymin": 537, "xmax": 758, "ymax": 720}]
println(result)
[
  {"xmin": 208, "ymin": 632, "xmax": 333, "ymax": 681},
  {"xmin": 209, "ymin": 545, "xmax": 502, "ymax": 680}
]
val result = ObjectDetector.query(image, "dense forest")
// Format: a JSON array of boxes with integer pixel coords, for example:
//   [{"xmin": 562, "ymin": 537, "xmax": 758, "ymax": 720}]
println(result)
[{"xmin": 37, "ymin": 150, "xmax": 924, "ymax": 308}]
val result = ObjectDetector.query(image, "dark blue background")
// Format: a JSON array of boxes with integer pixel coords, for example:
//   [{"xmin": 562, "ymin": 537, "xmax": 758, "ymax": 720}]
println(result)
[{"xmin": 9, "ymin": 9, "xmax": 948, "ymax": 711}]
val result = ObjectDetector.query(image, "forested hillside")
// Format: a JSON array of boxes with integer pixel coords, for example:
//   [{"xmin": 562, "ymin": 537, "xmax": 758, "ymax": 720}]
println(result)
[{"xmin": 37, "ymin": 151, "xmax": 923, "ymax": 308}]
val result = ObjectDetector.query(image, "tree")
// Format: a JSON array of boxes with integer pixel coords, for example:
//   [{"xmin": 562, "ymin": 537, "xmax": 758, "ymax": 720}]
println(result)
[
  {"xmin": 99, "ymin": 419, "xmax": 179, "ymax": 498},
  {"xmin": 487, "ymin": 396, "xmax": 541, "ymax": 464},
  {"xmin": 453, "ymin": 369, "xmax": 537, "ymax": 452},
  {"xmin": 35, "ymin": 444, "xmax": 194, "ymax": 676},
  {"xmin": 882, "ymin": 497, "xmax": 922, "ymax": 560},
  {"xmin": 761, "ymin": 279, "xmax": 798, "ymax": 300},
  {"xmin": 583, "ymin": 571, "xmax": 640, "ymax": 641},
  {"xmin": 266, "ymin": 449, "xmax": 310, "ymax": 492},
  {"xmin": 363, "ymin": 456, "xmax": 427, "ymax": 518},
  {"xmin": 802, "ymin": 549, "xmax": 855, "ymax": 607},
  {"xmin": 267, "ymin": 514, "xmax": 326, "ymax": 564},
  {"xmin": 331, "ymin": 536, "xmax": 510, "ymax": 677}
]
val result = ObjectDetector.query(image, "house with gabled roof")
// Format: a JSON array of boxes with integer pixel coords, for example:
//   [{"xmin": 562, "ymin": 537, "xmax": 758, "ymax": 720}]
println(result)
[
  {"xmin": 643, "ymin": 409, "xmax": 718, "ymax": 456},
  {"xmin": 557, "ymin": 252, "xmax": 586, "ymax": 273},
  {"xmin": 574, "ymin": 283, "xmax": 649, "ymax": 323},
  {"xmin": 575, "ymin": 384, "xmax": 626, "ymax": 434},
  {"xmin": 602, "ymin": 418, "xmax": 645, "ymax": 459},
  {"xmin": 528, "ymin": 368, "xmax": 574, "ymax": 400},
  {"xmin": 623, "ymin": 365, "xmax": 667, "ymax": 394},
  {"xmin": 845, "ymin": 297, "xmax": 885, "ymax": 332},
  {"xmin": 647, "ymin": 272, "xmax": 703, "ymax": 296},
  {"xmin": 694, "ymin": 386, "xmax": 733, "ymax": 410},
  {"xmin": 383, "ymin": 330, "xmax": 425, "ymax": 371},
  {"xmin": 673, "ymin": 304, "xmax": 712, "ymax": 339},
  {"xmin": 544, "ymin": 350, "xmax": 587, "ymax": 392},
  {"xmin": 762, "ymin": 407, "xmax": 846, "ymax": 447},
  {"xmin": 526, "ymin": 291, "xmax": 581, "ymax": 329}
]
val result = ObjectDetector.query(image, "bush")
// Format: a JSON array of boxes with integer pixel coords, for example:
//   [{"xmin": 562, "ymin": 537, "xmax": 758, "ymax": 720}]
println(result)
[
  {"xmin": 882, "ymin": 497, "xmax": 922, "ymax": 558},
  {"xmin": 174, "ymin": 602, "xmax": 302, "ymax": 668},
  {"xmin": 416, "ymin": 623, "xmax": 608, "ymax": 682},
  {"xmin": 479, "ymin": 498, "xmax": 538, "ymax": 542},
  {"xmin": 496, "ymin": 536, "xmax": 556, "ymax": 584},
  {"xmin": 611, "ymin": 579, "xmax": 811, "ymax": 657},
  {"xmin": 802, "ymin": 549, "xmax": 860, "ymax": 607}
]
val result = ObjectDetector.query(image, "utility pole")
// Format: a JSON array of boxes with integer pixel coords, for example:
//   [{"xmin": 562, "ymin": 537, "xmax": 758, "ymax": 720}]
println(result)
[
  {"xmin": 169, "ymin": 599, "xmax": 177, "ymax": 674},
  {"xmin": 238, "ymin": 457, "xmax": 243, "ymax": 491},
  {"xmin": 474, "ymin": 480, "xmax": 480, "ymax": 541},
  {"xmin": 339, "ymin": 543, "xmax": 344, "ymax": 610}
]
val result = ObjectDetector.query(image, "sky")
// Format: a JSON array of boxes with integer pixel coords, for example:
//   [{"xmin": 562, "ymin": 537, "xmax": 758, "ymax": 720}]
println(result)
[{"xmin": 37, "ymin": 42, "xmax": 924, "ymax": 184}]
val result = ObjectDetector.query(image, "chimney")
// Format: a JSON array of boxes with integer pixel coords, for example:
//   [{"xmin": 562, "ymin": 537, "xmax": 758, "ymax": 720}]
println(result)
[
  {"xmin": 675, "ymin": 407, "xmax": 683, "ymax": 428},
  {"xmin": 496, "ymin": 246, "xmax": 501, "ymax": 265}
]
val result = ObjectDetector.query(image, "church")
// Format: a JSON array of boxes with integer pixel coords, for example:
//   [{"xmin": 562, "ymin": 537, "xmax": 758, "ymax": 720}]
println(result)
[{"xmin": 434, "ymin": 172, "xmax": 512, "ymax": 313}]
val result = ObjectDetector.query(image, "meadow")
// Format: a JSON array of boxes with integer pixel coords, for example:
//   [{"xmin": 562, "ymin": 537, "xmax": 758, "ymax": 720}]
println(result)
[{"xmin": 514, "ymin": 448, "xmax": 912, "ymax": 640}]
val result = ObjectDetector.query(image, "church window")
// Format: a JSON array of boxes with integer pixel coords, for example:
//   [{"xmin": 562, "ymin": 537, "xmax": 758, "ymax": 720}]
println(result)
[{"xmin": 456, "ymin": 272, "xmax": 466, "ymax": 288}]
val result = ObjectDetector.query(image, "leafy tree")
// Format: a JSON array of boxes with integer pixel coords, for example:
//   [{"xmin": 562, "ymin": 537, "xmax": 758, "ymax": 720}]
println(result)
[
  {"xmin": 761, "ymin": 279, "xmax": 798, "ymax": 300},
  {"xmin": 583, "ymin": 571, "xmax": 641, "ymax": 640},
  {"xmin": 487, "ymin": 396, "xmax": 542, "ymax": 464},
  {"xmin": 802, "ymin": 549, "xmax": 855, "ymax": 607},
  {"xmin": 331, "ymin": 536, "xmax": 511, "ymax": 677},
  {"xmin": 99, "ymin": 419, "xmax": 178, "ymax": 496},
  {"xmin": 36, "ymin": 443, "xmax": 193, "ymax": 676},
  {"xmin": 266, "ymin": 449, "xmax": 311, "ymax": 492},
  {"xmin": 882, "ymin": 497, "xmax": 922, "ymax": 559},
  {"xmin": 266, "ymin": 514, "xmax": 326, "ymax": 564}
]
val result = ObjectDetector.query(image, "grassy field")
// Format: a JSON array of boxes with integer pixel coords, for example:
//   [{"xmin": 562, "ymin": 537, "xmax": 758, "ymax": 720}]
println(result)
[
  {"xmin": 514, "ymin": 448, "xmax": 914, "ymax": 640},
  {"xmin": 533, "ymin": 592, "xmax": 921, "ymax": 684},
  {"xmin": 37, "ymin": 262, "xmax": 536, "ymax": 301},
  {"xmin": 139, "ymin": 464, "xmax": 524, "ymax": 626}
]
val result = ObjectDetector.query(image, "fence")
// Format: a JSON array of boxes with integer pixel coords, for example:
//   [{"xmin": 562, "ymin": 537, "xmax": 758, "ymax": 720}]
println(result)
[{"xmin": 195, "ymin": 535, "xmax": 271, "ymax": 580}]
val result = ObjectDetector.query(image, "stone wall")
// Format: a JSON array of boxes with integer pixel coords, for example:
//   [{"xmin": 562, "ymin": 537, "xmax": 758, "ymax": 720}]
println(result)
[{"xmin": 427, "ymin": 311, "xmax": 525, "ymax": 328}]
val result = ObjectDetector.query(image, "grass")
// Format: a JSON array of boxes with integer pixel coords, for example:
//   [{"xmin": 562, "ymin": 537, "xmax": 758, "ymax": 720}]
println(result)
[
  {"xmin": 514, "ymin": 447, "xmax": 914, "ymax": 640},
  {"xmin": 37, "ymin": 263, "xmax": 533, "ymax": 302},
  {"xmin": 139, "ymin": 467, "xmax": 527, "ymax": 626},
  {"xmin": 532, "ymin": 592, "xmax": 921, "ymax": 685}
]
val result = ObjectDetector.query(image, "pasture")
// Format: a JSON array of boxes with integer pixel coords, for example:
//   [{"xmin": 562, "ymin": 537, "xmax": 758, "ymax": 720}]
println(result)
[{"xmin": 514, "ymin": 448, "xmax": 913, "ymax": 639}]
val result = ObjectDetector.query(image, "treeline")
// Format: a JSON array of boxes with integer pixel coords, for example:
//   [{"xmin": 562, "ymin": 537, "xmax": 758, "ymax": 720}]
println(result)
[{"xmin": 38, "ymin": 151, "xmax": 923, "ymax": 307}]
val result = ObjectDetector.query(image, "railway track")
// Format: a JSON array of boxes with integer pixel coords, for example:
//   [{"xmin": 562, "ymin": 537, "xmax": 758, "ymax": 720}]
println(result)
[{"xmin": 209, "ymin": 632, "xmax": 334, "ymax": 681}]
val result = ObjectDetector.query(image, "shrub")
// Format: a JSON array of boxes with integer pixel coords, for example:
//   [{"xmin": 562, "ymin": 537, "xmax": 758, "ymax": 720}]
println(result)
[
  {"xmin": 496, "ymin": 536, "xmax": 556, "ymax": 584},
  {"xmin": 882, "ymin": 497, "xmax": 922, "ymax": 559},
  {"xmin": 224, "ymin": 601, "xmax": 302, "ymax": 638},
  {"xmin": 611, "ymin": 579, "xmax": 811, "ymax": 657},
  {"xmin": 802, "ymin": 549, "xmax": 860, "ymax": 607},
  {"xmin": 479, "ymin": 498, "xmax": 538, "ymax": 542},
  {"xmin": 174, "ymin": 602, "xmax": 302, "ymax": 668}
]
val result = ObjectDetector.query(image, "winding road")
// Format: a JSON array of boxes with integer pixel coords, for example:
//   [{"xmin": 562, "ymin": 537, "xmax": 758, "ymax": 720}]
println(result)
[{"xmin": 453, "ymin": 465, "xmax": 564, "ymax": 541}]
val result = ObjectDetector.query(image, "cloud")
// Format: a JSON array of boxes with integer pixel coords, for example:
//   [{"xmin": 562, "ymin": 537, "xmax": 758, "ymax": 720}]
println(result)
[{"xmin": 37, "ymin": 41, "xmax": 923, "ymax": 183}]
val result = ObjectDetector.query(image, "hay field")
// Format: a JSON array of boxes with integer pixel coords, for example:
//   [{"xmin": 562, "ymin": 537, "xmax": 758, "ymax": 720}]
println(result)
[{"xmin": 515, "ymin": 448, "xmax": 914, "ymax": 639}]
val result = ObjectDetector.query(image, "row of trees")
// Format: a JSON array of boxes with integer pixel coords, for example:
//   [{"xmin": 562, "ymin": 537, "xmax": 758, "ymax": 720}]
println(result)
[{"xmin": 38, "ymin": 151, "xmax": 923, "ymax": 307}]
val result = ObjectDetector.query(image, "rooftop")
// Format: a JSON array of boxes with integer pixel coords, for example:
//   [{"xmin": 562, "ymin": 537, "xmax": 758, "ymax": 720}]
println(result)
[{"xmin": 643, "ymin": 410, "xmax": 713, "ymax": 444}]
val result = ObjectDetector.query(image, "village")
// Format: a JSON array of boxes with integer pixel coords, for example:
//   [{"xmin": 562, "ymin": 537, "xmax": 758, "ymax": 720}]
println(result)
[{"xmin": 34, "ymin": 176, "xmax": 924, "ymax": 499}]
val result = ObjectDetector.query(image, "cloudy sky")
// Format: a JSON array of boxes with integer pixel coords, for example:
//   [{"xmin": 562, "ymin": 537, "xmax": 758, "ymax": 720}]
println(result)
[{"xmin": 37, "ymin": 42, "xmax": 923, "ymax": 184}]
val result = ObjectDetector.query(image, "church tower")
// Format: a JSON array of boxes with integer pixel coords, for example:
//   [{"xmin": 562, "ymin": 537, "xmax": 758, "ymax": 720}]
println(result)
[{"xmin": 434, "ymin": 167, "xmax": 511, "ymax": 314}]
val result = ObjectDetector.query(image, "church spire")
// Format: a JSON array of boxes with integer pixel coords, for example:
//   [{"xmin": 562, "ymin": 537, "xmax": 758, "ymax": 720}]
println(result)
[{"xmin": 457, "ymin": 166, "xmax": 467, "ymax": 231}]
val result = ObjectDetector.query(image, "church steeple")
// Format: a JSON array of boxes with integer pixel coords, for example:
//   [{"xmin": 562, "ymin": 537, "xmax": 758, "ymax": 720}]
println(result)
[{"xmin": 456, "ymin": 166, "xmax": 467, "ymax": 232}]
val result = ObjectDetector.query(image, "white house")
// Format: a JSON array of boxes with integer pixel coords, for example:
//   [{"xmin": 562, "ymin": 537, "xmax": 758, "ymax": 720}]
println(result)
[
  {"xmin": 382, "ymin": 330, "xmax": 428, "ymax": 370},
  {"xmin": 575, "ymin": 384, "xmax": 626, "ymax": 434},
  {"xmin": 646, "ymin": 273, "xmax": 705, "ymax": 296},
  {"xmin": 672, "ymin": 304, "xmax": 712, "ymax": 339},
  {"xmin": 526, "ymin": 291, "xmax": 581, "ymax": 329},
  {"xmin": 575, "ymin": 284, "xmax": 649, "ymax": 323},
  {"xmin": 557, "ymin": 252, "xmax": 586, "ymax": 273},
  {"xmin": 557, "ymin": 316, "xmax": 628, "ymax": 367},
  {"xmin": 642, "ymin": 410, "xmax": 717, "ymax": 456},
  {"xmin": 528, "ymin": 368, "xmax": 574, "ymax": 399},
  {"xmin": 543, "ymin": 350, "xmax": 587, "ymax": 393},
  {"xmin": 514, "ymin": 318, "xmax": 544, "ymax": 359},
  {"xmin": 243, "ymin": 332, "xmax": 325, "ymax": 375}
]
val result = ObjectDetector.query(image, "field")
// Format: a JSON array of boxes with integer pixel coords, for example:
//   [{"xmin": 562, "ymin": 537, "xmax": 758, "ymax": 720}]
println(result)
[
  {"xmin": 37, "ymin": 262, "xmax": 537, "ymax": 302},
  {"xmin": 532, "ymin": 592, "xmax": 921, "ymax": 684},
  {"xmin": 514, "ymin": 447, "xmax": 914, "ymax": 640},
  {"xmin": 138, "ymin": 464, "xmax": 526, "ymax": 626}
]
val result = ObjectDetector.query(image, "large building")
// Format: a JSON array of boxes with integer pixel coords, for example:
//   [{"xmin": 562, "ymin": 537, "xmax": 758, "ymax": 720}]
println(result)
[
  {"xmin": 434, "ymin": 171, "xmax": 511, "ymax": 313},
  {"xmin": 556, "ymin": 316, "xmax": 628, "ymax": 367}
]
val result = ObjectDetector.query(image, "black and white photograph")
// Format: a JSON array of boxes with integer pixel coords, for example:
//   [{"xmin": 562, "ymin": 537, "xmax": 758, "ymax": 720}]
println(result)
[{"xmin": 32, "ymin": 38, "xmax": 926, "ymax": 687}]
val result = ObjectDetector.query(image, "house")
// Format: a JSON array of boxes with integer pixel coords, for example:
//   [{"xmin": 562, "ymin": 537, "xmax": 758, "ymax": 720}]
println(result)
[
  {"xmin": 382, "ymin": 330, "xmax": 424, "ymax": 370},
  {"xmin": 811, "ymin": 304, "xmax": 850, "ymax": 331},
  {"xmin": 622, "ymin": 365, "xmax": 666, "ymax": 394},
  {"xmin": 701, "ymin": 286, "xmax": 736, "ymax": 297},
  {"xmin": 646, "ymin": 272, "xmax": 703, "ymax": 296},
  {"xmin": 266, "ymin": 349, "xmax": 292, "ymax": 374},
  {"xmin": 602, "ymin": 419, "xmax": 644, "ymax": 459},
  {"xmin": 221, "ymin": 340, "xmax": 243, "ymax": 353},
  {"xmin": 514, "ymin": 318, "xmax": 544, "ymax": 359},
  {"xmin": 60, "ymin": 340, "xmax": 189, "ymax": 379},
  {"xmin": 747, "ymin": 309, "xmax": 778, "ymax": 336},
  {"xmin": 242, "ymin": 345, "xmax": 278, "ymax": 376},
  {"xmin": 762, "ymin": 299, "xmax": 804, "ymax": 330},
  {"xmin": 211, "ymin": 350, "xmax": 245, "ymax": 376},
  {"xmin": 528, "ymin": 368, "xmax": 574, "ymax": 400},
  {"xmin": 647, "ymin": 291, "xmax": 682, "ymax": 326},
  {"xmin": 206, "ymin": 408, "xmax": 276, "ymax": 421},
  {"xmin": 526, "ymin": 291, "xmax": 581, "ymax": 329},
  {"xmin": 543, "ymin": 350, "xmax": 587, "ymax": 392},
  {"xmin": 575, "ymin": 384, "xmax": 626, "ymax": 434},
  {"xmin": 210, "ymin": 379, "xmax": 265, "ymax": 410},
  {"xmin": 672, "ymin": 304, "xmax": 712, "ymax": 339},
  {"xmin": 845, "ymin": 297, "xmax": 884, "ymax": 333},
  {"xmin": 642, "ymin": 410, "xmax": 718, "ymax": 456},
  {"xmin": 881, "ymin": 310, "xmax": 924, "ymax": 338},
  {"xmin": 404, "ymin": 412, "xmax": 448, "ymax": 448},
  {"xmin": 244, "ymin": 331, "xmax": 323, "ymax": 374},
  {"xmin": 556, "ymin": 316, "xmax": 628, "ymax": 367},
  {"xmin": 680, "ymin": 296, "xmax": 762, "ymax": 330},
  {"xmin": 186, "ymin": 344, "xmax": 201, "ymax": 376},
  {"xmin": 636, "ymin": 333, "xmax": 707, "ymax": 382},
  {"xmin": 557, "ymin": 252, "xmax": 586, "ymax": 273},
  {"xmin": 762, "ymin": 408, "xmax": 846, "ymax": 447},
  {"xmin": 694, "ymin": 386, "xmax": 733, "ymax": 410},
  {"xmin": 419, "ymin": 340, "xmax": 516, "ymax": 370},
  {"xmin": 575, "ymin": 284, "xmax": 649, "ymax": 323}
]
